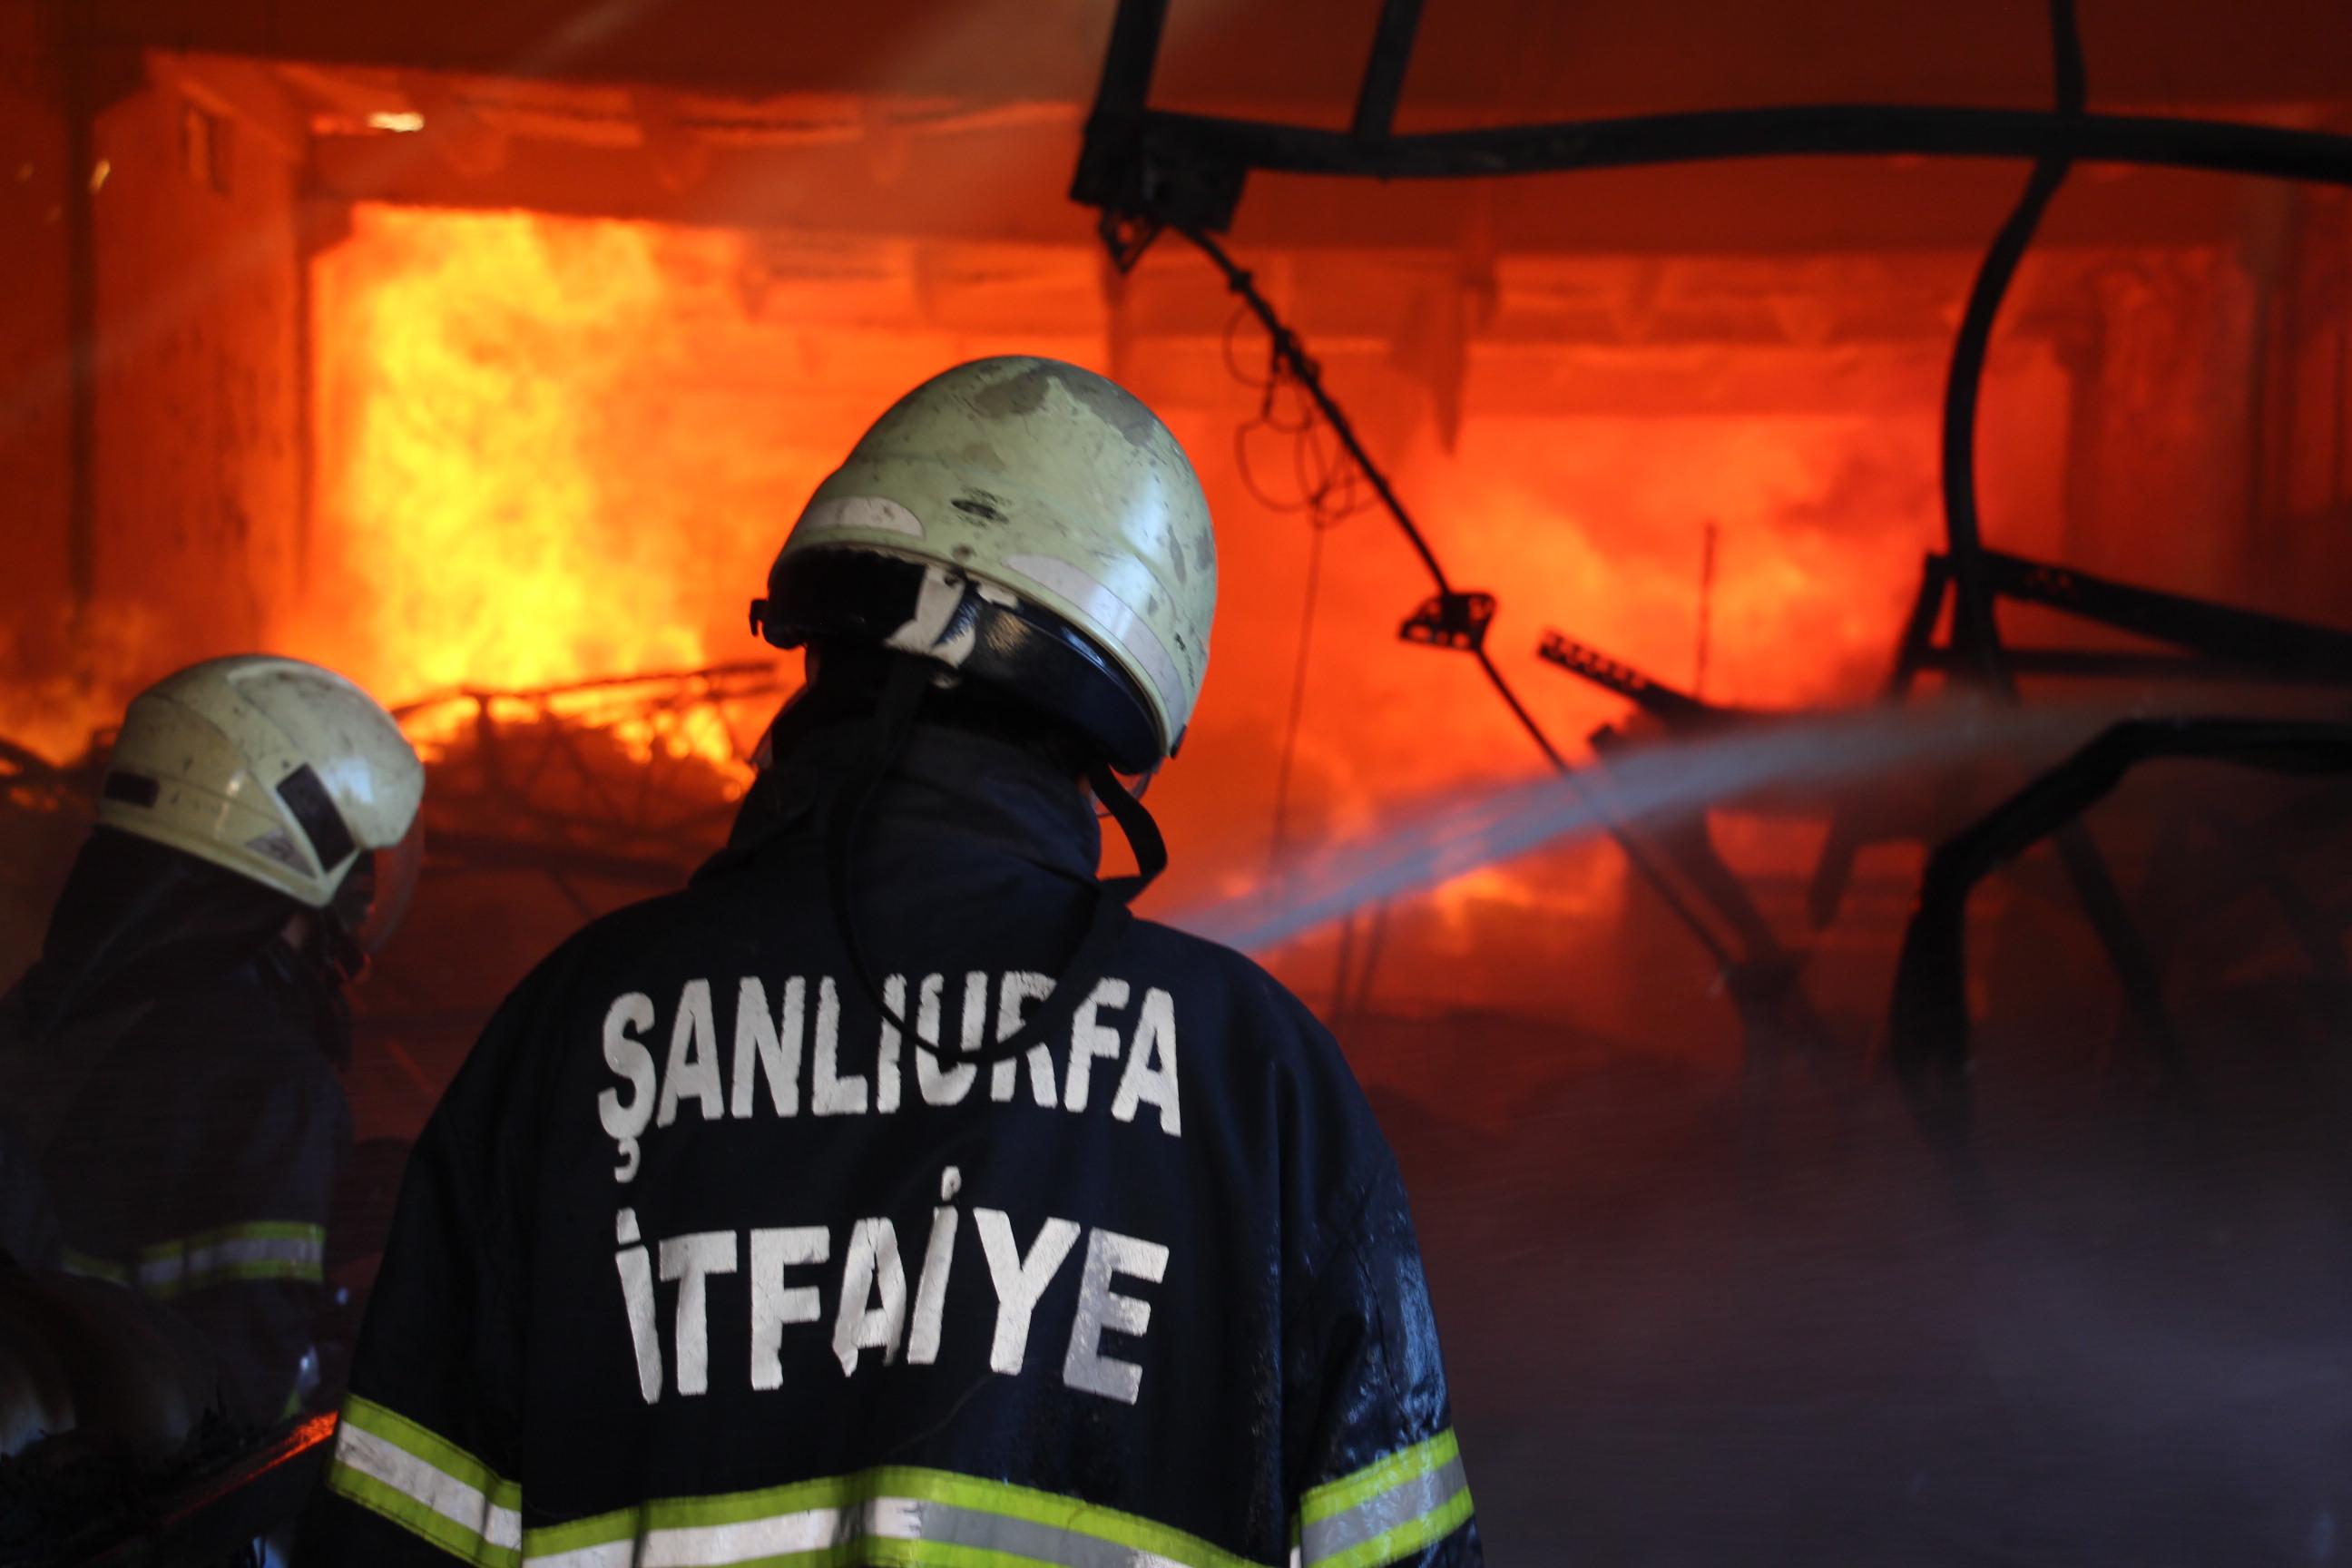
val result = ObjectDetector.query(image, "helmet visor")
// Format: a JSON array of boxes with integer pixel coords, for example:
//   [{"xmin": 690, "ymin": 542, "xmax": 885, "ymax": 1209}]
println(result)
[{"xmin": 329, "ymin": 816, "xmax": 426, "ymax": 956}]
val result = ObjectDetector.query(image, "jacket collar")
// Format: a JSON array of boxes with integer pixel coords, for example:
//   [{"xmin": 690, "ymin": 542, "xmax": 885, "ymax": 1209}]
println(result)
[{"xmin": 723, "ymin": 721, "xmax": 1101, "ymax": 884}]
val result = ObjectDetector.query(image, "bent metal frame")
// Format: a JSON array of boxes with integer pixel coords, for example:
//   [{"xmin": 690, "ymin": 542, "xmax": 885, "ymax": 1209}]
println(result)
[{"xmin": 1065, "ymin": 0, "xmax": 2352, "ymax": 1073}]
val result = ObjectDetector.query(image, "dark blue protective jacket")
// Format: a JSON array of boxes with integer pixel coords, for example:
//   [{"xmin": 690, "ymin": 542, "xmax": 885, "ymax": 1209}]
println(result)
[
  {"xmin": 0, "ymin": 937, "xmax": 343, "ymax": 1427},
  {"xmin": 299, "ymin": 725, "xmax": 1479, "ymax": 1568}
]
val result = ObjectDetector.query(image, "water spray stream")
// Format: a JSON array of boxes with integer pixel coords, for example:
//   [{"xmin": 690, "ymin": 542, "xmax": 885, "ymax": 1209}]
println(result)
[{"xmin": 1171, "ymin": 701, "xmax": 2111, "ymax": 954}]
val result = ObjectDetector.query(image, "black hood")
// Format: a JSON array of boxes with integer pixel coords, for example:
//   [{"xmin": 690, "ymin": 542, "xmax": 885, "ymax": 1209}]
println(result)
[
  {"xmin": 18, "ymin": 828, "xmax": 321, "ymax": 1044},
  {"xmin": 714, "ymin": 717, "xmax": 1102, "ymax": 886}
]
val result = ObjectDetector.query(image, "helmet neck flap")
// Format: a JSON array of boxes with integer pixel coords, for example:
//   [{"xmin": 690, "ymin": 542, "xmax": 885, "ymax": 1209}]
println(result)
[{"xmin": 755, "ymin": 650, "xmax": 1167, "ymax": 1071}]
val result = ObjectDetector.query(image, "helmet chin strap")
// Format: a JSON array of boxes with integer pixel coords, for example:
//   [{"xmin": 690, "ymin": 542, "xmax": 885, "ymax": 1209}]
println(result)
[{"xmin": 825, "ymin": 654, "xmax": 1169, "ymax": 1068}]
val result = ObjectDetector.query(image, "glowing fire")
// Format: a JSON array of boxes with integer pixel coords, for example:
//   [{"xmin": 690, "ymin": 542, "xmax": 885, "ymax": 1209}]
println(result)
[
  {"xmin": 296, "ymin": 207, "xmax": 1135, "ymax": 778},
  {"xmin": 298, "ymin": 207, "xmax": 825, "ymax": 774},
  {"xmin": 289, "ymin": 204, "xmax": 1975, "ymax": 1019},
  {"xmin": 1167, "ymin": 411, "xmax": 1944, "ymax": 919}
]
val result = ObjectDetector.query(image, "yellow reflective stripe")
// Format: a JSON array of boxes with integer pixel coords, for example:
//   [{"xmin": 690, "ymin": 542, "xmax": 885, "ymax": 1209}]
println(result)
[
  {"xmin": 327, "ymin": 1397, "xmax": 523, "ymax": 1566},
  {"xmin": 59, "ymin": 1249, "xmax": 131, "ymax": 1286},
  {"xmin": 522, "ymin": 1465, "xmax": 1274, "ymax": 1568},
  {"xmin": 136, "ymin": 1220, "xmax": 324, "ymax": 1296},
  {"xmin": 327, "ymin": 1406, "xmax": 1426, "ymax": 1568},
  {"xmin": 138, "ymin": 1219, "xmax": 325, "ymax": 1260},
  {"xmin": 1295, "ymin": 1430, "xmax": 1472, "ymax": 1568},
  {"xmin": 1300, "ymin": 1430, "xmax": 1457, "ymax": 1524}
]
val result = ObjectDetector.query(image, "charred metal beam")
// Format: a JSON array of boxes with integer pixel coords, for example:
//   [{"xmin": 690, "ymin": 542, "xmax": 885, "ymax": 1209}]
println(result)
[
  {"xmin": 1890, "ymin": 718, "xmax": 2352, "ymax": 1165},
  {"xmin": 1088, "ymin": 0, "xmax": 1170, "ymax": 121},
  {"xmin": 1107, "ymin": 103, "xmax": 2352, "ymax": 203},
  {"xmin": 1071, "ymin": 0, "xmax": 1241, "ymax": 240},
  {"xmin": 1942, "ymin": 0, "xmax": 2082, "ymax": 684},
  {"xmin": 1350, "ymin": 0, "xmax": 1426, "ymax": 143},
  {"xmin": 1926, "ymin": 2, "xmax": 2181, "ymax": 1112},
  {"xmin": 1535, "ymin": 630, "xmax": 1768, "ymax": 734},
  {"xmin": 1979, "ymin": 550, "xmax": 2352, "ymax": 680},
  {"xmin": 1809, "ymin": 544, "xmax": 2352, "ymax": 934},
  {"xmin": 310, "ymin": 133, "xmax": 2288, "ymax": 250},
  {"xmin": 1914, "ymin": 647, "xmax": 2352, "ymax": 685}
]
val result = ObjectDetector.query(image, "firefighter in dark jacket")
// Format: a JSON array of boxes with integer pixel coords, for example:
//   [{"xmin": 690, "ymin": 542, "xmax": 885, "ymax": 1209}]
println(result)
[
  {"xmin": 301, "ymin": 358, "xmax": 1480, "ymax": 1568},
  {"xmin": 0, "ymin": 655, "xmax": 426, "ymax": 1432}
]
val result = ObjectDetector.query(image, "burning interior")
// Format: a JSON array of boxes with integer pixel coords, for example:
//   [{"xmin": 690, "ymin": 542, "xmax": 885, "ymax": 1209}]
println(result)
[{"xmin": 4, "ymin": 1, "xmax": 2352, "ymax": 1561}]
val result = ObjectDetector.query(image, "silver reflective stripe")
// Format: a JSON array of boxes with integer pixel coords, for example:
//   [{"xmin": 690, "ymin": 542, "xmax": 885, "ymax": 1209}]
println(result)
[
  {"xmin": 1299, "ymin": 1455, "xmax": 1470, "ymax": 1568},
  {"xmin": 528, "ymin": 1495, "xmax": 1203, "ymax": 1568},
  {"xmin": 337, "ymin": 1418, "xmax": 525, "ymax": 1554},
  {"xmin": 576, "ymin": 1503, "xmax": 855, "ymax": 1568},
  {"xmin": 1002, "ymin": 553, "xmax": 1187, "ymax": 717},
  {"xmin": 897, "ymin": 1496, "xmax": 1193, "ymax": 1568},
  {"xmin": 524, "ymin": 1543, "xmax": 633, "ymax": 1568},
  {"xmin": 140, "ymin": 1230, "xmax": 324, "ymax": 1291}
]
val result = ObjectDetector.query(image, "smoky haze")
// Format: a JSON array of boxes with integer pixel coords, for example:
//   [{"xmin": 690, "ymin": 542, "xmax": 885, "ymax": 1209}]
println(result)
[{"xmin": 1261, "ymin": 728, "xmax": 2352, "ymax": 1567}]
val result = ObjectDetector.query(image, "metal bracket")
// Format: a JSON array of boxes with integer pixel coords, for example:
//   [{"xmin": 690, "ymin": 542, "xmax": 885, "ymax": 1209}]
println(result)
[
  {"xmin": 1096, "ymin": 210, "xmax": 1164, "ymax": 275},
  {"xmin": 1536, "ymin": 630, "xmax": 1759, "ymax": 733},
  {"xmin": 1400, "ymin": 592, "xmax": 1495, "ymax": 652}
]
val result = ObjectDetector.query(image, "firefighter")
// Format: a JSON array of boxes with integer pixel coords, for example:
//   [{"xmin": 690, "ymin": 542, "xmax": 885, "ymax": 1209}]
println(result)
[
  {"xmin": 300, "ymin": 358, "xmax": 1480, "ymax": 1568},
  {"xmin": 0, "ymin": 654, "xmax": 426, "ymax": 1429}
]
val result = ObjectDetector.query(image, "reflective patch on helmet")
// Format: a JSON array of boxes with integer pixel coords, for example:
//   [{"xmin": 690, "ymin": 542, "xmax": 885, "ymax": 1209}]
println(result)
[
  {"xmin": 887, "ymin": 564, "xmax": 979, "ymax": 667},
  {"xmin": 1002, "ymin": 554, "xmax": 1184, "ymax": 720},
  {"xmin": 799, "ymin": 495, "xmax": 925, "ymax": 538},
  {"xmin": 102, "ymin": 770, "xmax": 161, "ymax": 808},
  {"xmin": 246, "ymin": 828, "xmax": 313, "ymax": 876},
  {"xmin": 278, "ymin": 764, "xmax": 358, "ymax": 870}
]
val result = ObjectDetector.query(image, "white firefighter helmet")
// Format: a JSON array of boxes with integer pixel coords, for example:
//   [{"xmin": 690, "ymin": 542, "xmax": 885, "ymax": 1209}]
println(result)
[
  {"xmin": 95, "ymin": 655, "xmax": 426, "ymax": 953},
  {"xmin": 752, "ymin": 357, "xmax": 1217, "ymax": 771}
]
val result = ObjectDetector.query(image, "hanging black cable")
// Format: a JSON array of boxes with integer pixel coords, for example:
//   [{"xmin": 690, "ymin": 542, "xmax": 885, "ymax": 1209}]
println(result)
[
  {"xmin": 1181, "ymin": 224, "xmax": 1737, "ymax": 969},
  {"xmin": 1187, "ymin": 227, "xmax": 1455, "ymax": 584},
  {"xmin": 1266, "ymin": 509, "xmax": 1332, "ymax": 872}
]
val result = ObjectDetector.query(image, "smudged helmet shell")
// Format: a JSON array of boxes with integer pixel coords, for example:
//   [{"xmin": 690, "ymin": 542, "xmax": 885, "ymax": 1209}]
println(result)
[
  {"xmin": 95, "ymin": 655, "xmax": 425, "ymax": 912},
  {"xmin": 771, "ymin": 357, "xmax": 1218, "ymax": 760}
]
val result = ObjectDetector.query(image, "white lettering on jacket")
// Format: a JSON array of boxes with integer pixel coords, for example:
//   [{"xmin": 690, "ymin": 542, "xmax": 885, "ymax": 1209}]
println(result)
[
  {"xmin": 617, "ymin": 1185, "xmax": 1169, "ymax": 1409},
  {"xmin": 596, "ymin": 973, "xmax": 1187, "ymax": 1406},
  {"xmin": 596, "ymin": 971, "xmax": 1183, "ymax": 1179}
]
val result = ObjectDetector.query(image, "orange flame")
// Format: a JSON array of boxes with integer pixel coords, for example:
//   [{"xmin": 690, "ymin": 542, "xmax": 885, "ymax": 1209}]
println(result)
[
  {"xmin": 297, "ymin": 207, "xmax": 828, "ymax": 773},
  {"xmin": 287, "ymin": 205, "xmax": 1986, "ymax": 1021}
]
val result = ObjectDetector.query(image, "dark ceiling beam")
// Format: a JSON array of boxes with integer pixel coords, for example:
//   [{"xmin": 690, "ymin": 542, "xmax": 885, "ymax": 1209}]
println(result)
[
  {"xmin": 1132, "ymin": 103, "xmax": 2352, "ymax": 191},
  {"xmin": 309, "ymin": 123, "xmax": 2277, "ymax": 255}
]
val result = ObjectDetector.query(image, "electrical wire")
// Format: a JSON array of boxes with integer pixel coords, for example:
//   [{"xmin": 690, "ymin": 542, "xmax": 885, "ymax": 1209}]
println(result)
[
  {"xmin": 1266, "ymin": 505, "xmax": 1331, "ymax": 873},
  {"xmin": 1225, "ymin": 305, "xmax": 1376, "ymax": 524},
  {"xmin": 1231, "ymin": 303, "xmax": 1362, "ymax": 874},
  {"xmin": 1182, "ymin": 223, "xmax": 1738, "ymax": 969}
]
